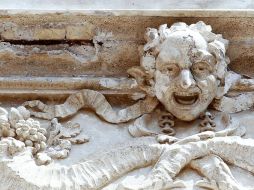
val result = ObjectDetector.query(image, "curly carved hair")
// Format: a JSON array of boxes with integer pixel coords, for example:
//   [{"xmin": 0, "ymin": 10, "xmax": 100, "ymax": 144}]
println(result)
[{"xmin": 128, "ymin": 21, "xmax": 230, "ymax": 96}]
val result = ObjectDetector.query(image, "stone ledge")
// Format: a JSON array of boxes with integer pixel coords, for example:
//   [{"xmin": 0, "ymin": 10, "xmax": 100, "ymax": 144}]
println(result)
[
  {"xmin": 0, "ymin": 76, "xmax": 250, "ymax": 99},
  {"xmin": 1, "ymin": 9, "xmax": 254, "ymax": 18},
  {"xmin": 0, "ymin": 76, "xmax": 138, "ymax": 90},
  {"xmin": 0, "ymin": 0, "xmax": 254, "ymax": 17}
]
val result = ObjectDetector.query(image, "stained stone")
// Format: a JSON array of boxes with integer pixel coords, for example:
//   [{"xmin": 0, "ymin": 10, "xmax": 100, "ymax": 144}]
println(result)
[{"xmin": 0, "ymin": 3, "xmax": 254, "ymax": 190}]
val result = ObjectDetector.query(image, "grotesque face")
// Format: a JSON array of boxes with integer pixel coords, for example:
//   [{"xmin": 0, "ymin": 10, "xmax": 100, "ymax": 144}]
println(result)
[
  {"xmin": 154, "ymin": 29, "xmax": 219, "ymax": 121},
  {"xmin": 128, "ymin": 22, "xmax": 228, "ymax": 121}
]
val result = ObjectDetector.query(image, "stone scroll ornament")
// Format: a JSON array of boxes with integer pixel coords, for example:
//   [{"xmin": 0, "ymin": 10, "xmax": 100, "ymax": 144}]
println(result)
[{"xmin": 1, "ymin": 21, "xmax": 254, "ymax": 190}]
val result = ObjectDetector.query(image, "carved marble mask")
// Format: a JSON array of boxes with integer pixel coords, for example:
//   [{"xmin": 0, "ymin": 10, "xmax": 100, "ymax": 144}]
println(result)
[{"xmin": 154, "ymin": 29, "xmax": 219, "ymax": 121}]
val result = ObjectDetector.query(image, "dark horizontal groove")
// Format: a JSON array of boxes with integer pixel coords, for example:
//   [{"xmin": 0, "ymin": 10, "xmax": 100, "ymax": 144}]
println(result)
[{"xmin": 0, "ymin": 39, "xmax": 94, "ymax": 46}]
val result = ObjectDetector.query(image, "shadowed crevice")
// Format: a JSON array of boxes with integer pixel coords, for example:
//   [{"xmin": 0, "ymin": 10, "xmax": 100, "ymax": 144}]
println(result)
[{"xmin": 0, "ymin": 39, "xmax": 94, "ymax": 46}]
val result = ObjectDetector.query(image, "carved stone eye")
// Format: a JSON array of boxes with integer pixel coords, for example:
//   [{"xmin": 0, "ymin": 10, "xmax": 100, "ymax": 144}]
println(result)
[
  {"xmin": 162, "ymin": 64, "xmax": 179, "ymax": 76},
  {"xmin": 191, "ymin": 62, "xmax": 211, "ymax": 77}
]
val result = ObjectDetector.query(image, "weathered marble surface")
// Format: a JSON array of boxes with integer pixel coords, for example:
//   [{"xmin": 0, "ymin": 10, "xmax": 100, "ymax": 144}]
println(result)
[
  {"xmin": 0, "ymin": 15, "xmax": 253, "ymax": 81},
  {"xmin": 0, "ymin": 21, "xmax": 254, "ymax": 190},
  {"xmin": 1, "ymin": 0, "xmax": 254, "ymax": 18},
  {"xmin": 1, "ymin": 107, "xmax": 254, "ymax": 190},
  {"xmin": 1, "ymin": 1, "xmax": 254, "ymax": 186},
  {"xmin": 1, "ymin": 0, "xmax": 253, "ymax": 10}
]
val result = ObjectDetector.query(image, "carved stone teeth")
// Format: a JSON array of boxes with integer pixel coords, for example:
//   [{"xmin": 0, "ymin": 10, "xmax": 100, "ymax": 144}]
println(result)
[{"xmin": 174, "ymin": 92, "xmax": 198, "ymax": 96}]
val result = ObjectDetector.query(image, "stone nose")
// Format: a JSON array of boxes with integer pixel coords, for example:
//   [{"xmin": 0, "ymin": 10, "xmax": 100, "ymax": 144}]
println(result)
[{"xmin": 179, "ymin": 69, "xmax": 195, "ymax": 89}]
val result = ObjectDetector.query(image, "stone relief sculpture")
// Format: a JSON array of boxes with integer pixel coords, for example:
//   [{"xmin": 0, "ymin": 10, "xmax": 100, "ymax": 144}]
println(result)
[{"xmin": 1, "ymin": 21, "xmax": 254, "ymax": 190}]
